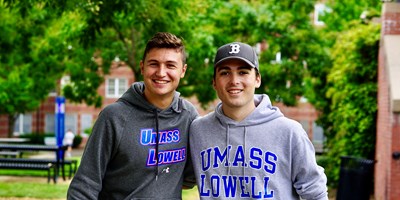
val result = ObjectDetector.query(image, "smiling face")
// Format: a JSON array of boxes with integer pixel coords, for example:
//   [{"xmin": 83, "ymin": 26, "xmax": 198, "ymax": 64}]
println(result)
[
  {"xmin": 213, "ymin": 59, "xmax": 261, "ymax": 114},
  {"xmin": 140, "ymin": 48, "xmax": 187, "ymax": 108}
]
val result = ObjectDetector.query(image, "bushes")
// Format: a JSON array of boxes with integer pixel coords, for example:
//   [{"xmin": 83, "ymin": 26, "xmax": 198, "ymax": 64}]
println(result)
[
  {"xmin": 321, "ymin": 23, "xmax": 380, "ymax": 187},
  {"xmin": 72, "ymin": 134, "xmax": 82, "ymax": 148},
  {"xmin": 19, "ymin": 133, "xmax": 55, "ymax": 145}
]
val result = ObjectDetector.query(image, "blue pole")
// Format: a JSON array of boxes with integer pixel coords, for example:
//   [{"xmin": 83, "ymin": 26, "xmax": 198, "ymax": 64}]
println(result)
[{"xmin": 55, "ymin": 96, "xmax": 65, "ymax": 162}]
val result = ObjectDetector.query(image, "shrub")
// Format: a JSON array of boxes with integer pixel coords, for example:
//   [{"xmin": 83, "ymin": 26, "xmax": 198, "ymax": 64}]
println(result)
[
  {"xmin": 19, "ymin": 133, "xmax": 55, "ymax": 144},
  {"xmin": 72, "ymin": 134, "xmax": 82, "ymax": 148}
]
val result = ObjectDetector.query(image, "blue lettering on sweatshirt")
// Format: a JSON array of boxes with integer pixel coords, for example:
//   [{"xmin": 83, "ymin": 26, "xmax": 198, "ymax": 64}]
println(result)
[
  {"xmin": 200, "ymin": 174, "xmax": 274, "ymax": 198},
  {"xmin": 200, "ymin": 145, "xmax": 277, "ymax": 174},
  {"xmin": 146, "ymin": 147, "xmax": 186, "ymax": 166},
  {"xmin": 198, "ymin": 146, "xmax": 276, "ymax": 198},
  {"xmin": 140, "ymin": 128, "xmax": 180, "ymax": 145},
  {"xmin": 222, "ymin": 175, "xmax": 237, "ymax": 197}
]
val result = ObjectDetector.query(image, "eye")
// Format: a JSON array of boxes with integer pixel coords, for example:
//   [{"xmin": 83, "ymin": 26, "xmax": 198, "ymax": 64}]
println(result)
[
  {"xmin": 167, "ymin": 64, "xmax": 177, "ymax": 69},
  {"xmin": 239, "ymin": 71, "xmax": 250, "ymax": 75},
  {"xmin": 219, "ymin": 71, "xmax": 229, "ymax": 76},
  {"xmin": 148, "ymin": 62, "xmax": 158, "ymax": 67}
]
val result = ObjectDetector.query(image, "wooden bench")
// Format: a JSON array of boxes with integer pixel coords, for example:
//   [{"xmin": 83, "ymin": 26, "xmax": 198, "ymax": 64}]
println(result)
[
  {"xmin": 0, "ymin": 162, "xmax": 56, "ymax": 183},
  {"xmin": 0, "ymin": 158, "xmax": 77, "ymax": 180}
]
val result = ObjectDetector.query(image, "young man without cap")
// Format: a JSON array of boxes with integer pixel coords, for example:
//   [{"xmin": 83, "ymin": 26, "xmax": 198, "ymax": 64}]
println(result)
[
  {"xmin": 68, "ymin": 32, "xmax": 199, "ymax": 200},
  {"xmin": 189, "ymin": 42, "xmax": 328, "ymax": 199}
]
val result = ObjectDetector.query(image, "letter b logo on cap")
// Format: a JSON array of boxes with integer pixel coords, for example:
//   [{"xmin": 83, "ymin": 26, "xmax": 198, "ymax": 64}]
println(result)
[{"xmin": 229, "ymin": 44, "xmax": 241, "ymax": 54}]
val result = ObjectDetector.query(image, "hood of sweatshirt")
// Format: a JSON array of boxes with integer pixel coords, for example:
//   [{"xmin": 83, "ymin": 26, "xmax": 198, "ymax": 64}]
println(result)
[
  {"xmin": 118, "ymin": 82, "xmax": 184, "ymax": 180},
  {"xmin": 213, "ymin": 94, "xmax": 284, "ymax": 177}
]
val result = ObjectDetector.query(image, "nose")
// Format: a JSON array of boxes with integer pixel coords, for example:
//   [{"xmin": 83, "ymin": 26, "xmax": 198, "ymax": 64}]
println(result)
[
  {"xmin": 229, "ymin": 73, "xmax": 240, "ymax": 85},
  {"xmin": 156, "ymin": 65, "xmax": 166, "ymax": 77}
]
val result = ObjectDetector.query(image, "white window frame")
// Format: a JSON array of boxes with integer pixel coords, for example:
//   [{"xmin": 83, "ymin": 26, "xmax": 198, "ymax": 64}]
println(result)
[{"xmin": 106, "ymin": 78, "xmax": 128, "ymax": 98}]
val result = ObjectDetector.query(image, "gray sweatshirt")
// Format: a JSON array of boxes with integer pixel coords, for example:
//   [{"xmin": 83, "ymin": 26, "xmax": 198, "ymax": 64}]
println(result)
[
  {"xmin": 67, "ymin": 82, "xmax": 199, "ymax": 200},
  {"xmin": 189, "ymin": 94, "xmax": 328, "ymax": 200}
]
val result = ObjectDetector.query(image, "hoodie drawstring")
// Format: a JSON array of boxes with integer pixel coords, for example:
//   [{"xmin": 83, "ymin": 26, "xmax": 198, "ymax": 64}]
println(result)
[
  {"xmin": 226, "ymin": 125, "xmax": 231, "ymax": 176},
  {"xmin": 243, "ymin": 126, "xmax": 247, "ymax": 179},
  {"xmin": 154, "ymin": 109, "xmax": 160, "ymax": 180}
]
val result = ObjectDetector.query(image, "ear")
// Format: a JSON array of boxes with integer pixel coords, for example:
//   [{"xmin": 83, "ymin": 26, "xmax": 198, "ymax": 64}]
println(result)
[
  {"xmin": 140, "ymin": 60, "xmax": 144, "ymax": 74},
  {"xmin": 255, "ymin": 74, "xmax": 261, "ymax": 88},
  {"xmin": 180, "ymin": 64, "xmax": 187, "ymax": 78},
  {"xmin": 212, "ymin": 79, "xmax": 217, "ymax": 90}
]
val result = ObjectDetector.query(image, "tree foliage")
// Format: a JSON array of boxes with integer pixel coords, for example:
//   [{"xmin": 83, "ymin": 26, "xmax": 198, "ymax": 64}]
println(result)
[
  {"xmin": 321, "ymin": 23, "xmax": 380, "ymax": 186},
  {"xmin": 0, "ymin": 1, "xmax": 81, "ymax": 136},
  {"xmin": 308, "ymin": 0, "xmax": 381, "ymax": 186},
  {"xmin": 1, "ymin": 0, "xmax": 327, "ymax": 108}
]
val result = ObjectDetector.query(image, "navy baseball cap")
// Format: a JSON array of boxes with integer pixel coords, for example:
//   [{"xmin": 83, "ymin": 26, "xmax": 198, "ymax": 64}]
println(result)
[{"xmin": 214, "ymin": 42, "xmax": 259, "ymax": 70}]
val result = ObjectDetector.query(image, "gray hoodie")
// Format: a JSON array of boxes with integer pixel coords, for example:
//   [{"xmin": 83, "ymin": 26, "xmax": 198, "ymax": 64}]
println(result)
[
  {"xmin": 68, "ymin": 82, "xmax": 199, "ymax": 200},
  {"xmin": 189, "ymin": 94, "xmax": 328, "ymax": 200}
]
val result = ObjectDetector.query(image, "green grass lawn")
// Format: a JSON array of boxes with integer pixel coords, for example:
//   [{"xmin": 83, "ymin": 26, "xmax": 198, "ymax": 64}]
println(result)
[
  {"xmin": 0, "ymin": 155, "xmax": 199, "ymax": 199},
  {"xmin": 0, "ymin": 157, "xmax": 77, "ymax": 199},
  {"xmin": 0, "ymin": 179, "xmax": 199, "ymax": 199},
  {"xmin": 0, "ymin": 180, "xmax": 69, "ymax": 199},
  {"xmin": 0, "ymin": 153, "xmax": 338, "ymax": 199}
]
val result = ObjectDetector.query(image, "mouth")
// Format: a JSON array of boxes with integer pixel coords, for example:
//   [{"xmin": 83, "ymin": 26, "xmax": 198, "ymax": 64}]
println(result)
[
  {"xmin": 153, "ymin": 80, "xmax": 170, "ymax": 84},
  {"xmin": 227, "ymin": 89, "xmax": 242, "ymax": 94}
]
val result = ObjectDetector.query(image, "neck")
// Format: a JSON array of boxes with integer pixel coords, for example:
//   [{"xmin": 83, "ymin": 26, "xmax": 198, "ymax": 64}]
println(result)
[
  {"xmin": 222, "ymin": 103, "xmax": 256, "ymax": 122},
  {"xmin": 143, "ymin": 91, "xmax": 174, "ymax": 110}
]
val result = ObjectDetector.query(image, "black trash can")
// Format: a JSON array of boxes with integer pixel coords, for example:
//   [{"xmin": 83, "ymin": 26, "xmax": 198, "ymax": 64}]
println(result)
[{"xmin": 336, "ymin": 156, "xmax": 375, "ymax": 200}]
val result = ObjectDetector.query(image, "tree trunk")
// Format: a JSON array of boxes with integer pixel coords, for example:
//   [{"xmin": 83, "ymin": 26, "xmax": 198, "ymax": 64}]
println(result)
[{"xmin": 7, "ymin": 114, "xmax": 18, "ymax": 138}]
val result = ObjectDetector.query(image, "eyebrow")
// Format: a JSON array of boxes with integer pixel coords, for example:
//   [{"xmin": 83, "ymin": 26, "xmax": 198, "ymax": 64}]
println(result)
[
  {"xmin": 216, "ymin": 65, "xmax": 253, "ymax": 72},
  {"xmin": 147, "ymin": 59, "xmax": 179, "ymax": 65}
]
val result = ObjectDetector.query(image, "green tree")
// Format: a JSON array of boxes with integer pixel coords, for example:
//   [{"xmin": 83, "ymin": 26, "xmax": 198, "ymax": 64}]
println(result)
[
  {"xmin": 182, "ymin": 0, "xmax": 329, "ymax": 107},
  {"xmin": 0, "ymin": 1, "xmax": 84, "ymax": 137},
  {"xmin": 306, "ymin": 0, "xmax": 381, "ymax": 186},
  {"xmin": 2, "ymin": 0, "xmax": 327, "ymax": 108},
  {"xmin": 322, "ymin": 23, "xmax": 380, "ymax": 186}
]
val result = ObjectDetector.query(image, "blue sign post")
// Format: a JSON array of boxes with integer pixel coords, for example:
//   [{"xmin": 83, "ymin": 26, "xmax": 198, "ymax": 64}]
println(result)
[{"xmin": 55, "ymin": 96, "xmax": 65, "ymax": 161}]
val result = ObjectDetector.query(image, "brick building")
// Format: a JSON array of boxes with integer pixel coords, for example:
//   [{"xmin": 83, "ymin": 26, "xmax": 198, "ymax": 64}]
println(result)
[
  {"xmin": 375, "ymin": 2, "xmax": 400, "ymax": 200},
  {"xmin": 0, "ymin": 64, "xmax": 135, "ymax": 138}
]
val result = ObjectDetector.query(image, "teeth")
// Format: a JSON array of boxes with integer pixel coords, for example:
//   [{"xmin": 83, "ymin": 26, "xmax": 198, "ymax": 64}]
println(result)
[
  {"xmin": 154, "ymin": 80, "xmax": 168, "ymax": 84},
  {"xmin": 229, "ymin": 90, "xmax": 241, "ymax": 94}
]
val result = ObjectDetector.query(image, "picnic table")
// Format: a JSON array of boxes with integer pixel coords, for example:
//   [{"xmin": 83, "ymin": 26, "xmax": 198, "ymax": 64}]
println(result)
[
  {"xmin": 0, "ymin": 144, "xmax": 69, "ymax": 183},
  {"xmin": 0, "ymin": 138, "xmax": 30, "ymax": 158}
]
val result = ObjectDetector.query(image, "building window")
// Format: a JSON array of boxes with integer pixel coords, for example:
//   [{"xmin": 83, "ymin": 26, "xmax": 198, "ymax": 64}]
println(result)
[
  {"xmin": 65, "ymin": 114, "xmax": 77, "ymax": 134},
  {"xmin": 81, "ymin": 114, "xmax": 93, "ymax": 134},
  {"xmin": 45, "ymin": 113, "xmax": 77, "ymax": 134},
  {"xmin": 45, "ymin": 114, "xmax": 55, "ymax": 133},
  {"xmin": 106, "ymin": 78, "xmax": 127, "ymax": 98},
  {"xmin": 13, "ymin": 114, "xmax": 32, "ymax": 135},
  {"xmin": 312, "ymin": 122, "xmax": 325, "ymax": 153}
]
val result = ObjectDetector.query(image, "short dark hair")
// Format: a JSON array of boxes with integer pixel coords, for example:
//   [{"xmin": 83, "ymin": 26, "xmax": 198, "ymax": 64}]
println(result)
[{"xmin": 142, "ymin": 32, "xmax": 186, "ymax": 64}]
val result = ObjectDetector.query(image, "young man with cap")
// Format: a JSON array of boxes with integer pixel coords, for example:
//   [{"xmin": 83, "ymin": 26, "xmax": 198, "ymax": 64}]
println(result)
[
  {"xmin": 67, "ymin": 32, "xmax": 199, "ymax": 199},
  {"xmin": 189, "ymin": 42, "xmax": 328, "ymax": 199}
]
